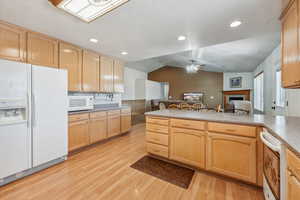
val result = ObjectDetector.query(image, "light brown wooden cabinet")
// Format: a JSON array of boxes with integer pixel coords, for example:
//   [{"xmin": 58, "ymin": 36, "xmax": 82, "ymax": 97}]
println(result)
[
  {"xmin": 100, "ymin": 56, "xmax": 114, "ymax": 92},
  {"xmin": 27, "ymin": 32, "xmax": 59, "ymax": 68},
  {"xmin": 286, "ymin": 149, "xmax": 300, "ymax": 200},
  {"xmin": 121, "ymin": 108, "xmax": 131, "ymax": 133},
  {"xmin": 107, "ymin": 110, "xmax": 121, "ymax": 137},
  {"xmin": 68, "ymin": 119, "xmax": 90, "ymax": 152},
  {"xmin": 59, "ymin": 42, "xmax": 82, "ymax": 91},
  {"xmin": 89, "ymin": 117, "xmax": 107, "ymax": 144},
  {"xmin": 206, "ymin": 132, "xmax": 257, "ymax": 183},
  {"xmin": 170, "ymin": 127, "xmax": 206, "ymax": 168},
  {"xmin": 0, "ymin": 21, "xmax": 26, "ymax": 62},
  {"xmin": 82, "ymin": 50, "xmax": 100, "ymax": 92},
  {"xmin": 113, "ymin": 60, "xmax": 124, "ymax": 93},
  {"xmin": 281, "ymin": 0, "xmax": 300, "ymax": 88}
]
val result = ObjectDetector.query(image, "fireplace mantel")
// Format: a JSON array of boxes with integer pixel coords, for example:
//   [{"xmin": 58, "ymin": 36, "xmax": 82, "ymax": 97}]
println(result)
[{"xmin": 222, "ymin": 90, "xmax": 251, "ymax": 105}]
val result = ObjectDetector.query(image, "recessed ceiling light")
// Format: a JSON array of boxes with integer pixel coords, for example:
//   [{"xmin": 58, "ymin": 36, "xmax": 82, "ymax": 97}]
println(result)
[
  {"xmin": 177, "ymin": 36, "xmax": 187, "ymax": 41},
  {"xmin": 89, "ymin": 38, "xmax": 98, "ymax": 43},
  {"xmin": 230, "ymin": 20, "xmax": 242, "ymax": 28},
  {"xmin": 121, "ymin": 51, "xmax": 128, "ymax": 55}
]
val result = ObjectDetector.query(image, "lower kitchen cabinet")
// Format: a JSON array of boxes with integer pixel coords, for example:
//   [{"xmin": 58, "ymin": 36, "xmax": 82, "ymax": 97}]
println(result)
[
  {"xmin": 286, "ymin": 149, "xmax": 300, "ymax": 200},
  {"xmin": 121, "ymin": 108, "xmax": 131, "ymax": 133},
  {"xmin": 286, "ymin": 171, "xmax": 300, "ymax": 200},
  {"xmin": 89, "ymin": 117, "xmax": 107, "ymax": 144},
  {"xmin": 206, "ymin": 132, "xmax": 257, "ymax": 183},
  {"xmin": 107, "ymin": 110, "xmax": 121, "ymax": 138},
  {"xmin": 68, "ymin": 120, "xmax": 89, "ymax": 152},
  {"xmin": 170, "ymin": 128, "xmax": 206, "ymax": 168}
]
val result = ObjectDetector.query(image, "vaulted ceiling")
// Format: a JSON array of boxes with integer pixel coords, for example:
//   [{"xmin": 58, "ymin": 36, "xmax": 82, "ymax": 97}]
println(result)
[{"xmin": 0, "ymin": 0, "xmax": 281, "ymax": 72}]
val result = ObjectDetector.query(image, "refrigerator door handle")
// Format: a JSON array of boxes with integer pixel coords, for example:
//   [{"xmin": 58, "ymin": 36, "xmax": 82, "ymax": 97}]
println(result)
[{"xmin": 32, "ymin": 93, "xmax": 36, "ymax": 127}]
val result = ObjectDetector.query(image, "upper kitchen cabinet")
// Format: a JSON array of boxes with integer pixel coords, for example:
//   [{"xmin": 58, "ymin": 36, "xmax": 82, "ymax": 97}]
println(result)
[
  {"xmin": 0, "ymin": 21, "xmax": 26, "ymax": 62},
  {"xmin": 281, "ymin": 0, "xmax": 300, "ymax": 88},
  {"xmin": 100, "ymin": 56, "xmax": 114, "ymax": 92},
  {"xmin": 59, "ymin": 42, "xmax": 83, "ymax": 91},
  {"xmin": 27, "ymin": 32, "xmax": 59, "ymax": 68},
  {"xmin": 82, "ymin": 50, "xmax": 100, "ymax": 92},
  {"xmin": 113, "ymin": 60, "xmax": 124, "ymax": 93}
]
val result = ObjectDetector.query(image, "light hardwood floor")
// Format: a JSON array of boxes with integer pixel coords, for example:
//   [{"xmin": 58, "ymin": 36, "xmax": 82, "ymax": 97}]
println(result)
[{"xmin": 0, "ymin": 124, "xmax": 264, "ymax": 200}]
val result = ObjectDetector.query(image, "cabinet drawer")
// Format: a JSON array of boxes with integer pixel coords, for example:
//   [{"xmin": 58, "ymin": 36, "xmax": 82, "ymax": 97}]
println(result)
[
  {"xmin": 146, "ymin": 117, "xmax": 169, "ymax": 126},
  {"xmin": 171, "ymin": 119, "xmax": 206, "ymax": 130},
  {"xmin": 171, "ymin": 127, "xmax": 205, "ymax": 137},
  {"xmin": 208, "ymin": 122, "xmax": 256, "ymax": 137},
  {"xmin": 121, "ymin": 108, "xmax": 131, "ymax": 114},
  {"xmin": 147, "ymin": 143, "xmax": 169, "ymax": 158},
  {"xmin": 108, "ymin": 110, "xmax": 120, "ymax": 116},
  {"xmin": 90, "ymin": 111, "xmax": 107, "ymax": 119},
  {"xmin": 69, "ymin": 113, "xmax": 89, "ymax": 122},
  {"xmin": 147, "ymin": 132, "xmax": 169, "ymax": 146},
  {"xmin": 146, "ymin": 123, "xmax": 169, "ymax": 134},
  {"xmin": 287, "ymin": 149, "xmax": 300, "ymax": 180}
]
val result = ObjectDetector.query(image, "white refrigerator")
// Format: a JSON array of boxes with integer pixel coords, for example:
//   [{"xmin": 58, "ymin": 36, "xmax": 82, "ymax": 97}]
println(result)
[{"xmin": 0, "ymin": 59, "xmax": 68, "ymax": 182}]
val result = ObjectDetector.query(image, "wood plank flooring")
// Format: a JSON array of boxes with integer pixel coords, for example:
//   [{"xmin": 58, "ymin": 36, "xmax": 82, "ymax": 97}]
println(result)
[{"xmin": 0, "ymin": 124, "xmax": 264, "ymax": 200}]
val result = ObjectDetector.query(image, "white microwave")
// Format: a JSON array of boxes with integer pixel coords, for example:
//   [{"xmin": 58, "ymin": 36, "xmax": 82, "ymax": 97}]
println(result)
[{"xmin": 68, "ymin": 96, "xmax": 94, "ymax": 111}]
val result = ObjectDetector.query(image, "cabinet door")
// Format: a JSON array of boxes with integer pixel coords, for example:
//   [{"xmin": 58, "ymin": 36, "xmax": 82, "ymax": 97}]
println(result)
[
  {"xmin": 107, "ymin": 116, "xmax": 121, "ymax": 138},
  {"xmin": 287, "ymin": 171, "xmax": 300, "ymax": 200},
  {"xmin": 207, "ymin": 132, "xmax": 257, "ymax": 183},
  {"xmin": 59, "ymin": 42, "xmax": 82, "ymax": 91},
  {"xmin": 113, "ymin": 60, "xmax": 124, "ymax": 93},
  {"xmin": 82, "ymin": 50, "xmax": 100, "ymax": 92},
  {"xmin": 27, "ymin": 32, "xmax": 58, "ymax": 68},
  {"xmin": 89, "ymin": 118, "xmax": 107, "ymax": 144},
  {"xmin": 0, "ymin": 21, "xmax": 26, "ymax": 62},
  {"xmin": 68, "ymin": 120, "xmax": 89, "ymax": 152},
  {"xmin": 121, "ymin": 114, "xmax": 131, "ymax": 133},
  {"xmin": 100, "ymin": 56, "xmax": 114, "ymax": 92},
  {"xmin": 281, "ymin": 0, "xmax": 300, "ymax": 88},
  {"xmin": 170, "ymin": 128, "xmax": 206, "ymax": 168}
]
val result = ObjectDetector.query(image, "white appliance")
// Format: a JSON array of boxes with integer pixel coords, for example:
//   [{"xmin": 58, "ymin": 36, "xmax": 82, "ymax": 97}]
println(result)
[
  {"xmin": 260, "ymin": 128, "xmax": 286, "ymax": 200},
  {"xmin": 68, "ymin": 96, "xmax": 94, "ymax": 111},
  {"xmin": 0, "ymin": 59, "xmax": 68, "ymax": 185}
]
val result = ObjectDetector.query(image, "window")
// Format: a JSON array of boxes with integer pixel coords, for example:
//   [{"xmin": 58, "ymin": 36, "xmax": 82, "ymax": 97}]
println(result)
[
  {"xmin": 254, "ymin": 72, "xmax": 264, "ymax": 112},
  {"xmin": 276, "ymin": 70, "xmax": 285, "ymax": 107}
]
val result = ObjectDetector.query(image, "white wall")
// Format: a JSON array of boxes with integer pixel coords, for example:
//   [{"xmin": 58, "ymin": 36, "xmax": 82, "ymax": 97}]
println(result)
[
  {"xmin": 223, "ymin": 72, "xmax": 253, "ymax": 91},
  {"xmin": 253, "ymin": 45, "xmax": 300, "ymax": 116},
  {"xmin": 123, "ymin": 67, "xmax": 147, "ymax": 100}
]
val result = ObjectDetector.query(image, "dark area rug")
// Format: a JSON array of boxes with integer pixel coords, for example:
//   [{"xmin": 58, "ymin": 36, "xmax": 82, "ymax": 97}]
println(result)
[{"xmin": 130, "ymin": 156, "xmax": 195, "ymax": 189}]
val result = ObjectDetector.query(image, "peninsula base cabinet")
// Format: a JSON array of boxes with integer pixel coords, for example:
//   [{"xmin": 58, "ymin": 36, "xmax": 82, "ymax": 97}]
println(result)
[
  {"xmin": 121, "ymin": 108, "xmax": 132, "ymax": 133},
  {"xmin": 107, "ymin": 110, "xmax": 121, "ymax": 138},
  {"xmin": 146, "ymin": 116, "xmax": 260, "ymax": 185},
  {"xmin": 170, "ymin": 128, "xmax": 206, "ymax": 169},
  {"xmin": 206, "ymin": 133, "xmax": 257, "ymax": 184},
  {"xmin": 286, "ymin": 149, "xmax": 300, "ymax": 200},
  {"xmin": 89, "ymin": 112, "xmax": 107, "ymax": 144}
]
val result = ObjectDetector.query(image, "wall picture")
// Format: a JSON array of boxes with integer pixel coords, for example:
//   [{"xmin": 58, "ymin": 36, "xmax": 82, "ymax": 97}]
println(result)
[{"xmin": 230, "ymin": 77, "xmax": 242, "ymax": 88}]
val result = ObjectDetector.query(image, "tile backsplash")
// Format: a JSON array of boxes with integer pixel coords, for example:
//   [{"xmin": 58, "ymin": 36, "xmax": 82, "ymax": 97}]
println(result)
[{"xmin": 68, "ymin": 92, "xmax": 122, "ymax": 106}]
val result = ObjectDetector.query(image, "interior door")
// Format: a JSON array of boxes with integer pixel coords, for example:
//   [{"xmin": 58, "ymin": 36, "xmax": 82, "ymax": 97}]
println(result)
[{"xmin": 32, "ymin": 66, "xmax": 68, "ymax": 167}]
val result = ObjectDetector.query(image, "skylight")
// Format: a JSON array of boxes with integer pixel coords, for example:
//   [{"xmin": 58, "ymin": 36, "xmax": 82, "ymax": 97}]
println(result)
[{"xmin": 50, "ymin": 0, "xmax": 129, "ymax": 23}]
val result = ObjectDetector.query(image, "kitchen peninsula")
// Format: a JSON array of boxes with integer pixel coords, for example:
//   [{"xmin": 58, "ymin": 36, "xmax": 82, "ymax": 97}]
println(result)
[{"xmin": 145, "ymin": 109, "xmax": 300, "ymax": 188}]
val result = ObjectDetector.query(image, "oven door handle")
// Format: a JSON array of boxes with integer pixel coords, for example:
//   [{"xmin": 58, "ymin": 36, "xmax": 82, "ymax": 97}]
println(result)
[{"xmin": 260, "ymin": 131, "xmax": 281, "ymax": 152}]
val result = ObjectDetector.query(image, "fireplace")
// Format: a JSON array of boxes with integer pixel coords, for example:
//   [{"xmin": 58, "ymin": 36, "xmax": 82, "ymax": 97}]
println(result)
[{"xmin": 223, "ymin": 90, "xmax": 250, "ymax": 106}]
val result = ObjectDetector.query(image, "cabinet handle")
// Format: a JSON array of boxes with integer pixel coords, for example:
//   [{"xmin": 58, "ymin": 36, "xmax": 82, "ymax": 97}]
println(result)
[
  {"xmin": 151, "ymin": 138, "xmax": 160, "ymax": 141},
  {"xmin": 70, "ymin": 121, "xmax": 88, "ymax": 126},
  {"xmin": 153, "ymin": 150, "xmax": 160, "ymax": 153},
  {"xmin": 226, "ymin": 129, "xmax": 236, "ymax": 132}
]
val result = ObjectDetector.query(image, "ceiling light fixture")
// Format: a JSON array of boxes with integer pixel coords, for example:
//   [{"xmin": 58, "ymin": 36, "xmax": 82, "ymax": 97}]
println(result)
[
  {"xmin": 121, "ymin": 51, "xmax": 128, "ymax": 55},
  {"xmin": 177, "ymin": 36, "xmax": 187, "ymax": 41},
  {"xmin": 48, "ymin": 0, "xmax": 130, "ymax": 23},
  {"xmin": 230, "ymin": 20, "xmax": 242, "ymax": 28},
  {"xmin": 89, "ymin": 38, "xmax": 98, "ymax": 43}
]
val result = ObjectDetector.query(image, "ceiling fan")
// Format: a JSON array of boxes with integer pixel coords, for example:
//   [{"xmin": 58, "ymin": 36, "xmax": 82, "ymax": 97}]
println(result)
[{"xmin": 185, "ymin": 60, "xmax": 205, "ymax": 73}]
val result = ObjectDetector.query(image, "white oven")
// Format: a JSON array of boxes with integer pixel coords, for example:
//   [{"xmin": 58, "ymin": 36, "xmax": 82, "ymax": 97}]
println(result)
[
  {"xmin": 260, "ymin": 128, "xmax": 286, "ymax": 200},
  {"xmin": 68, "ymin": 96, "xmax": 94, "ymax": 111}
]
